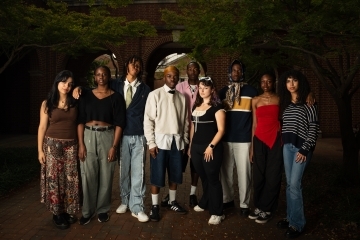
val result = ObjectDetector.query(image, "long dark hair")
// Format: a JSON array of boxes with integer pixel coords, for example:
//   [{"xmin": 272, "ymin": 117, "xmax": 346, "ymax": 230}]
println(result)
[
  {"xmin": 278, "ymin": 69, "xmax": 310, "ymax": 114},
  {"xmin": 45, "ymin": 70, "xmax": 76, "ymax": 117},
  {"xmin": 122, "ymin": 55, "xmax": 143, "ymax": 83},
  {"xmin": 194, "ymin": 77, "xmax": 221, "ymax": 107}
]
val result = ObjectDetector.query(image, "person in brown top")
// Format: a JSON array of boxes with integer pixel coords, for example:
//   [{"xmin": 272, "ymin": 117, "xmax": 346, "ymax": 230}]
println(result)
[{"xmin": 37, "ymin": 70, "xmax": 80, "ymax": 230}]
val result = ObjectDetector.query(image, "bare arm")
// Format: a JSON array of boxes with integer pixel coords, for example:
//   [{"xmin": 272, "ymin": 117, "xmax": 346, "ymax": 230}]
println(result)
[
  {"xmin": 37, "ymin": 101, "xmax": 49, "ymax": 165},
  {"xmin": 306, "ymin": 92, "xmax": 316, "ymax": 106},
  {"xmin": 188, "ymin": 121, "xmax": 195, "ymax": 157},
  {"xmin": 77, "ymin": 124, "xmax": 86, "ymax": 161},
  {"xmin": 107, "ymin": 126, "xmax": 122, "ymax": 162},
  {"xmin": 250, "ymin": 97, "xmax": 258, "ymax": 163},
  {"xmin": 72, "ymin": 86, "xmax": 82, "ymax": 99}
]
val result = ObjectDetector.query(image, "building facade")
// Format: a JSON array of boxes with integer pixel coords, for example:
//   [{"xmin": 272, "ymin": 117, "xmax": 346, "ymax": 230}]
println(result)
[{"xmin": 1, "ymin": 0, "xmax": 359, "ymax": 136}]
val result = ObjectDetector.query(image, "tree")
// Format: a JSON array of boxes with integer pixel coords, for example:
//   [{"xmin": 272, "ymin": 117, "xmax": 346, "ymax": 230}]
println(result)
[
  {"xmin": 0, "ymin": 0, "xmax": 156, "ymax": 74},
  {"xmin": 162, "ymin": 0, "xmax": 360, "ymax": 183}
]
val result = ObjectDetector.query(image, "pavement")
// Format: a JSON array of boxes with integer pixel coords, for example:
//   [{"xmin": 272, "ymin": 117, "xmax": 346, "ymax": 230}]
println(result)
[{"xmin": 0, "ymin": 135, "xmax": 344, "ymax": 240}]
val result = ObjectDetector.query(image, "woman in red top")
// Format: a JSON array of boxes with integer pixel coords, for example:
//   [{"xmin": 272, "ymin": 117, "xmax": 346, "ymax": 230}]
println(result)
[
  {"xmin": 249, "ymin": 72, "xmax": 282, "ymax": 224},
  {"xmin": 249, "ymin": 72, "xmax": 315, "ymax": 224}
]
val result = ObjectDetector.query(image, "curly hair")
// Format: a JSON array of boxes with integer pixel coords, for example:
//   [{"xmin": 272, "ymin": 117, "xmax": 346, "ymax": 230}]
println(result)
[
  {"xmin": 45, "ymin": 70, "xmax": 76, "ymax": 117},
  {"xmin": 278, "ymin": 69, "xmax": 310, "ymax": 115},
  {"xmin": 194, "ymin": 77, "xmax": 221, "ymax": 108},
  {"xmin": 122, "ymin": 55, "xmax": 143, "ymax": 82}
]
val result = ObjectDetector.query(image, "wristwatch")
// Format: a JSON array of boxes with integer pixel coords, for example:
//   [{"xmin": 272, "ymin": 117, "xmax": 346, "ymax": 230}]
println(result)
[{"xmin": 209, "ymin": 144, "xmax": 215, "ymax": 149}]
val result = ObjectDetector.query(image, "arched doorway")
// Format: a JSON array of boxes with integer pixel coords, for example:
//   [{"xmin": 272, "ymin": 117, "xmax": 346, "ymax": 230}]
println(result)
[{"xmin": 144, "ymin": 42, "xmax": 207, "ymax": 90}]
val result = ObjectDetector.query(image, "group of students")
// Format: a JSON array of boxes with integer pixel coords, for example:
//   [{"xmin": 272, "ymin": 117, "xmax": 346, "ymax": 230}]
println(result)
[{"xmin": 38, "ymin": 56, "xmax": 319, "ymax": 239}]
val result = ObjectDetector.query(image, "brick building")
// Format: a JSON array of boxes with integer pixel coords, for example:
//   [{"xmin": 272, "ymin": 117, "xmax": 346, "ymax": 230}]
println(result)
[{"xmin": 1, "ymin": 0, "xmax": 359, "ymax": 136}]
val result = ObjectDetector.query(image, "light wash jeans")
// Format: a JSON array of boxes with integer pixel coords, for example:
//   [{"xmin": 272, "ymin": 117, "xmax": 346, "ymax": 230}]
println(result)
[
  {"xmin": 283, "ymin": 143, "xmax": 313, "ymax": 232},
  {"xmin": 220, "ymin": 142, "xmax": 252, "ymax": 208},
  {"xmin": 119, "ymin": 135, "xmax": 147, "ymax": 214}
]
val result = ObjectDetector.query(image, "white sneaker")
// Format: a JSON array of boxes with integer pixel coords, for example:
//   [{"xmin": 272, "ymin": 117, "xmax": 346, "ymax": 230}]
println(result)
[
  {"xmin": 116, "ymin": 204, "xmax": 127, "ymax": 214},
  {"xmin": 194, "ymin": 205, "xmax": 205, "ymax": 212},
  {"xmin": 132, "ymin": 211, "xmax": 149, "ymax": 222},
  {"xmin": 208, "ymin": 215, "xmax": 225, "ymax": 225}
]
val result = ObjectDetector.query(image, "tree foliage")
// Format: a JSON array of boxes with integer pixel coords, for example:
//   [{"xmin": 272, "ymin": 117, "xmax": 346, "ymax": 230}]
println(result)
[
  {"xmin": 162, "ymin": 0, "xmax": 360, "ymax": 183},
  {"xmin": 0, "ymin": 0, "xmax": 156, "ymax": 74}
]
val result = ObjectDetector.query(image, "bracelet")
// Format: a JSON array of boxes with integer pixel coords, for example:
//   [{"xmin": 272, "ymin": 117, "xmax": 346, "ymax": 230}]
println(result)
[{"xmin": 112, "ymin": 145, "xmax": 117, "ymax": 150}]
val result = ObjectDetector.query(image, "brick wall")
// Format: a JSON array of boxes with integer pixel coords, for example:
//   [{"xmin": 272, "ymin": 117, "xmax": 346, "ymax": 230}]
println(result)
[{"xmin": 1, "ymin": 0, "xmax": 359, "ymax": 136}]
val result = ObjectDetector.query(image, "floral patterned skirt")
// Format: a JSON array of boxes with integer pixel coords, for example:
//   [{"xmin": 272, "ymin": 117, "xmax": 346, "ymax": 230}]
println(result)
[{"xmin": 40, "ymin": 136, "xmax": 80, "ymax": 215}]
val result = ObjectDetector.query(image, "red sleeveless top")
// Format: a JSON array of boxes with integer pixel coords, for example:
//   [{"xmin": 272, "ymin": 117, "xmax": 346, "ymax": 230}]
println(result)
[{"xmin": 254, "ymin": 105, "xmax": 280, "ymax": 149}]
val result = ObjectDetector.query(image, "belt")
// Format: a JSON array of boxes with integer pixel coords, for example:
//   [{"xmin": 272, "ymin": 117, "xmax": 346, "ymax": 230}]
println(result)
[{"xmin": 85, "ymin": 125, "xmax": 114, "ymax": 132}]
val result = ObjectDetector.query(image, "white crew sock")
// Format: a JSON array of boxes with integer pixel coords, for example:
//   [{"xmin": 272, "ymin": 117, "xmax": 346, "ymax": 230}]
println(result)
[
  {"xmin": 190, "ymin": 185, "xmax": 197, "ymax": 195},
  {"xmin": 169, "ymin": 189, "xmax": 176, "ymax": 203},
  {"xmin": 152, "ymin": 194, "xmax": 159, "ymax": 205}
]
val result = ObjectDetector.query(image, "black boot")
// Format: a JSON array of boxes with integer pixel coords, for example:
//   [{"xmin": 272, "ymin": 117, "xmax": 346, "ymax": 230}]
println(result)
[
  {"xmin": 53, "ymin": 214, "xmax": 69, "ymax": 230},
  {"xmin": 62, "ymin": 213, "xmax": 77, "ymax": 224}
]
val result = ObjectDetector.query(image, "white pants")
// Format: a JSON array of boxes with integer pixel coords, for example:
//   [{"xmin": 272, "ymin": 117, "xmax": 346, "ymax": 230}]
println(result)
[{"xmin": 220, "ymin": 142, "xmax": 252, "ymax": 208}]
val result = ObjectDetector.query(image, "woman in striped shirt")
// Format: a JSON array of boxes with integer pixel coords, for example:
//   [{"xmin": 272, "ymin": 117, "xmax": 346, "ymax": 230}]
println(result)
[{"xmin": 276, "ymin": 70, "xmax": 319, "ymax": 239}]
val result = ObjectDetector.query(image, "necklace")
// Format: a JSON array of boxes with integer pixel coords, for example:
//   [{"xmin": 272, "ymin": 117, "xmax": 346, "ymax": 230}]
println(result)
[
  {"xmin": 189, "ymin": 84, "xmax": 197, "ymax": 99},
  {"xmin": 58, "ymin": 100, "xmax": 67, "ymax": 109},
  {"xmin": 262, "ymin": 94, "xmax": 273, "ymax": 104}
]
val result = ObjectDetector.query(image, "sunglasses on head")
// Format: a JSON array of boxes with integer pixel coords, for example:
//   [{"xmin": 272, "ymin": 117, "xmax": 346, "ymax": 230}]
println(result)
[{"xmin": 199, "ymin": 77, "xmax": 213, "ymax": 82}]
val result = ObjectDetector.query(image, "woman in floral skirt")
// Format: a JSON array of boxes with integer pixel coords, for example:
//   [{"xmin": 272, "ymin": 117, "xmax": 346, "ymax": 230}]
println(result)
[{"xmin": 38, "ymin": 70, "xmax": 80, "ymax": 229}]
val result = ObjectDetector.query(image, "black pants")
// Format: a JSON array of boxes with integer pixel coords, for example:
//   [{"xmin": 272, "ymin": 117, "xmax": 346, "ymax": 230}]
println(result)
[
  {"xmin": 191, "ymin": 143, "xmax": 223, "ymax": 216},
  {"xmin": 252, "ymin": 134, "xmax": 283, "ymax": 213}
]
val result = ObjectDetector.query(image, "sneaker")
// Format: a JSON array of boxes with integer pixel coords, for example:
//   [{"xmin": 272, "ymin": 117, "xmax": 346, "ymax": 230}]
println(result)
[
  {"xmin": 189, "ymin": 194, "xmax": 198, "ymax": 207},
  {"xmin": 132, "ymin": 211, "xmax": 149, "ymax": 222},
  {"xmin": 98, "ymin": 213, "xmax": 109, "ymax": 223},
  {"xmin": 116, "ymin": 204, "xmax": 128, "ymax": 214},
  {"xmin": 277, "ymin": 218, "xmax": 290, "ymax": 229},
  {"xmin": 53, "ymin": 214, "xmax": 69, "ymax": 230},
  {"xmin": 167, "ymin": 200, "xmax": 187, "ymax": 214},
  {"xmin": 79, "ymin": 215, "xmax": 92, "ymax": 225},
  {"xmin": 208, "ymin": 215, "xmax": 225, "ymax": 225},
  {"xmin": 248, "ymin": 208, "xmax": 262, "ymax": 220},
  {"xmin": 193, "ymin": 205, "xmax": 205, "ymax": 212},
  {"xmin": 161, "ymin": 194, "xmax": 169, "ymax": 207},
  {"xmin": 255, "ymin": 211, "xmax": 272, "ymax": 223},
  {"xmin": 149, "ymin": 205, "xmax": 160, "ymax": 222},
  {"xmin": 285, "ymin": 226, "xmax": 302, "ymax": 238}
]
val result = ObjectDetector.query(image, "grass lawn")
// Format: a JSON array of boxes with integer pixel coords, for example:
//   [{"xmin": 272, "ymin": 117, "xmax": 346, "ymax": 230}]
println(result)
[{"xmin": 0, "ymin": 147, "xmax": 39, "ymax": 197}]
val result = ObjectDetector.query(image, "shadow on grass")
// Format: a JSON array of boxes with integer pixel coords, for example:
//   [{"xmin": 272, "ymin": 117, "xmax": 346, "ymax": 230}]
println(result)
[{"xmin": 0, "ymin": 147, "xmax": 38, "ymax": 197}]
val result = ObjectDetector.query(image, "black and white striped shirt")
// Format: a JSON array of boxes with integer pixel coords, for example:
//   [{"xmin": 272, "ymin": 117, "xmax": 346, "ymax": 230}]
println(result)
[{"xmin": 282, "ymin": 103, "xmax": 319, "ymax": 155}]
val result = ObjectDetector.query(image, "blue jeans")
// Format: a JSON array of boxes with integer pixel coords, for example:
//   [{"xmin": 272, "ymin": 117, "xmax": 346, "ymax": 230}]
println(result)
[
  {"xmin": 283, "ymin": 143, "xmax": 313, "ymax": 232},
  {"xmin": 119, "ymin": 135, "xmax": 147, "ymax": 214}
]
